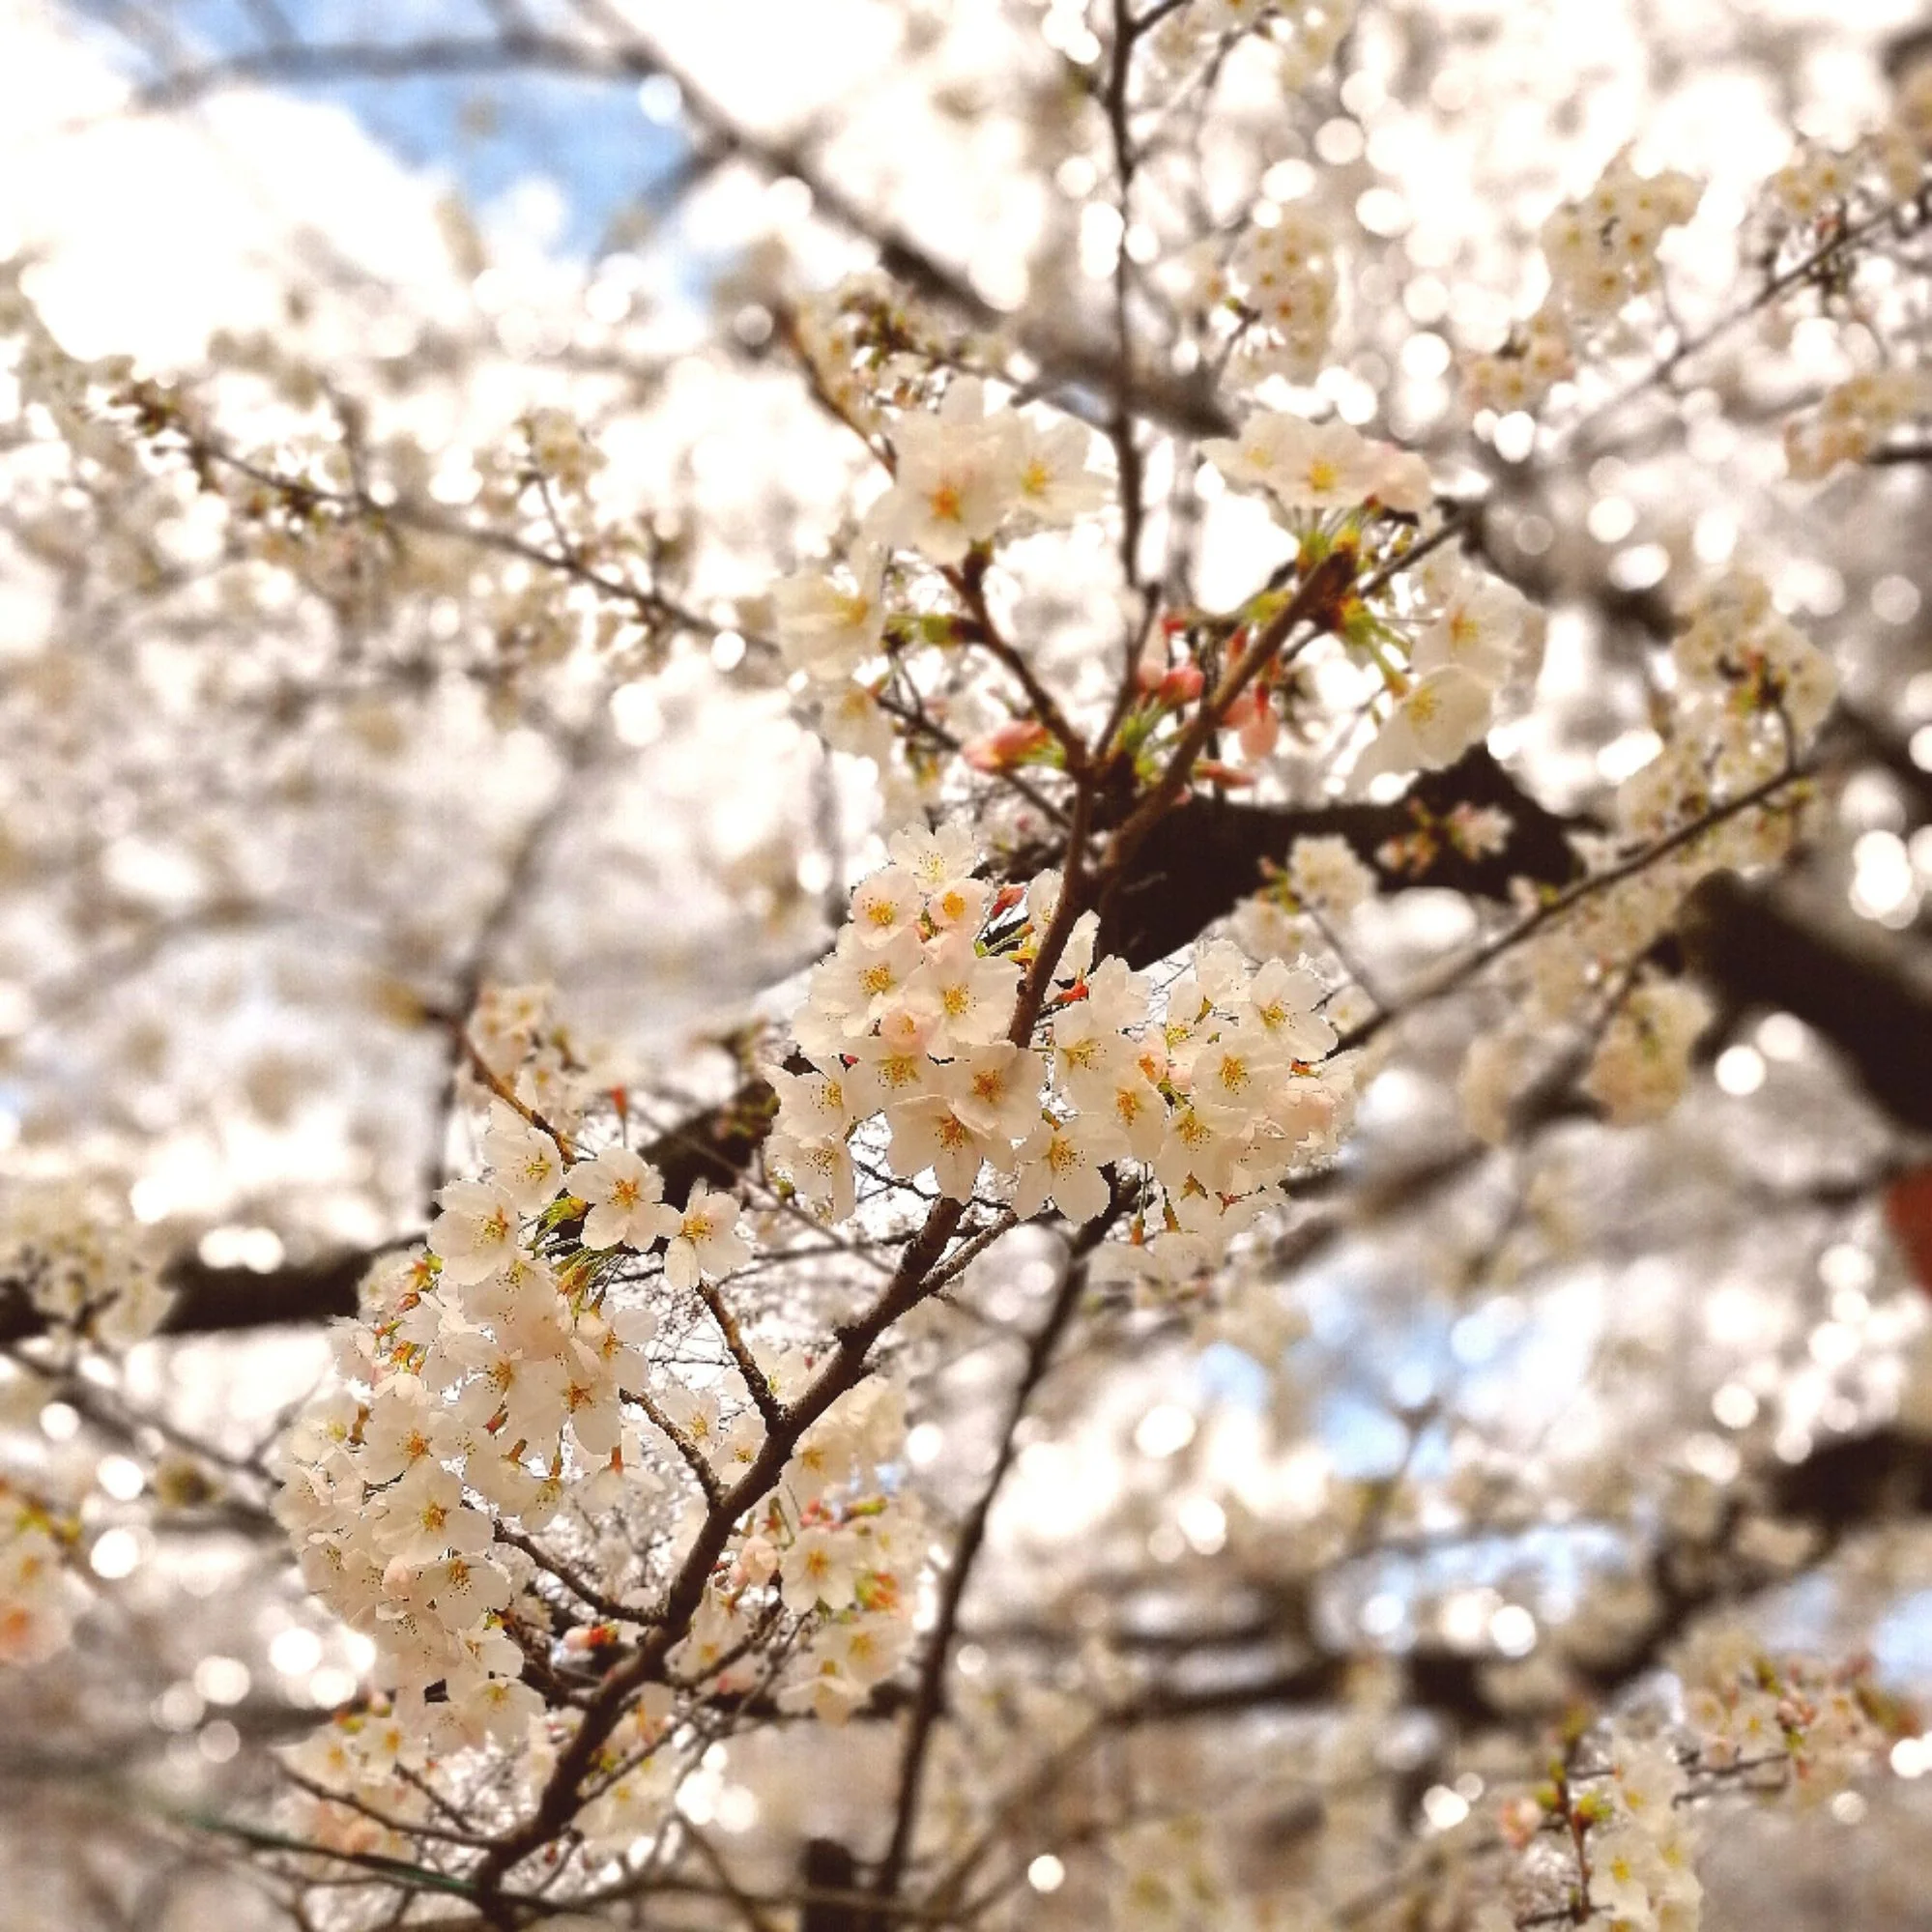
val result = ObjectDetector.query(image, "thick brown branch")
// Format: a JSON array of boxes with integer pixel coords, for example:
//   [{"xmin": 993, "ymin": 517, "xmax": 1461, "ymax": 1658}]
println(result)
[
  {"xmin": 1090, "ymin": 744, "xmax": 1584, "ymax": 966},
  {"xmin": 1682, "ymin": 872, "xmax": 1932, "ymax": 1133},
  {"xmin": 37, "ymin": 745, "xmax": 1925, "ymax": 1348}
]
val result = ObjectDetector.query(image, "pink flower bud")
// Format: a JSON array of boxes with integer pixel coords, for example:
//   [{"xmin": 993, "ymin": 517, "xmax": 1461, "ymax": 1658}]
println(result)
[
  {"xmin": 1157, "ymin": 663, "xmax": 1205, "ymax": 707},
  {"xmin": 1194, "ymin": 759, "xmax": 1255, "ymax": 788},
  {"xmin": 964, "ymin": 719, "xmax": 1052, "ymax": 771},
  {"xmin": 1237, "ymin": 700, "xmax": 1281, "ymax": 762}
]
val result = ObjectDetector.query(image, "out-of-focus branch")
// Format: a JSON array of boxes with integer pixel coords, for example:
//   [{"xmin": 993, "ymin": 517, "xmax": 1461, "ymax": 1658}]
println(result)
[
  {"xmin": 1402, "ymin": 1422, "xmax": 1932, "ymax": 1730},
  {"xmin": 120, "ymin": 24, "xmax": 1234, "ymax": 439},
  {"xmin": 180, "ymin": 431, "xmax": 732, "ymax": 644},
  {"xmin": 985, "ymin": 1415, "xmax": 1932, "ymax": 1745},
  {"xmin": 1682, "ymin": 872, "xmax": 1932, "ymax": 1132}
]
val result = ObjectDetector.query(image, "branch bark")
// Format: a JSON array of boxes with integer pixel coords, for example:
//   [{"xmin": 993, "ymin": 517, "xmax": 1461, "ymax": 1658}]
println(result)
[{"xmin": 37, "ymin": 745, "xmax": 1925, "ymax": 1344}]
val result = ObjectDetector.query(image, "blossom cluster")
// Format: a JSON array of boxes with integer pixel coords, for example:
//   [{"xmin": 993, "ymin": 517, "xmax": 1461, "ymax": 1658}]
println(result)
[
  {"xmin": 1148, "ymin": 0, "xmax": 1358, "ymax": 93},
  {"xmin": 768, "ymin": 821, "xmax": 1355, "ymax": 1297},
  {"xmin": 1542, "ymin": 154, "xmax": 1702, "ymax": 323},
  {"xmin": 1481, "ymin": 1648, "xmax": 1902, "ymax": 1932},
  {"xmin": 1488, "ymin": 1735, "xmax": 1704, "ymax": 1932},
  {"xmin": 1586, "ymin": 1743, "xmax": 1703, "ymax": 1932},
  {"xmin": 733, "ymin": 1398, "xmax": 925, "ymax": 1726},
  {"xmin": 778, "ymin": 389, "xmax": 1533, "ymax": 826},
  {"xmin": 0, "ymin": 1189, "xmax": 172, "ymax": 1674},
  {"xmin": 1577, "ymin": 978, "xmax": 1716, "ymax": 1128},
  {"xmin": 1783, "ymin": 368, "xmax": 1932, "ymax": 480},
  {"xmin": 867, "ymin": 376, "xmax": 1113, "ymax": 566},
  {"xmin": 1681, "ymin": 1640, "xmax": 1900, "ymax": 1785},
  {"xmin": 1231, "ymin": 833, "xmax": 1378, "ymax": 962},
  {"xmin": 1456, "ymin": 573, "xmax": 1832, "ymax": 1139},
  {"xmin": 765, "ymin": 370, "xmax": 1112, "ymax": 801},
  {"xmin": 1216, "ymin": 205, "xmax": 1341, "ymax": 386},
  {"xmin": 1197, "ymin": 409, "xmax": 1541, "ymax": 779},
  {"xmin": 1200, "ymin": 408, "xmax": 1431, "ymax": 521},
  {"xmin": 771, "ymin": 375, "xmax": 1110, "ymax": 658},
  {"xmin": 1463, "ymin": 316, "xmax": 1578, "ymax": 418},
  {"xmin": 518, "ymin": 405, "xmax": 604, "ymax": 497},
  {"xmin": 0, "ymin": 1183, "xmax": 169, "ymax": 1349},
  {"xmin": 1769, "ymin": 139, "xmax": 1869, "ymax": 227},
  {"xmin": 279, "ymin": 1698, "xmax": 435, "ymax": 1860},
  {"xmin": 274, "ymin": 1054, "xmax": 928, "ymax": 1801},
  {"xmin": 1616, "ymin": 572, "xmax": 1835, "ymax": 838},
  {"xmin": 1466, "ymin": 155, "xmax": 1700, "ymax": 417},
  {"xmin": 1767, "ymin": 117, "xmax": 1928, "ymax": 239},
  {"xmin": 1355, "ymin": 545, "xmax": 1541, "ymax": 779}
]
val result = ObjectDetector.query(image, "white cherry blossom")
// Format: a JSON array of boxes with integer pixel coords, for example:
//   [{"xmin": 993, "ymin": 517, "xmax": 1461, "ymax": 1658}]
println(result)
[
  {"xmin": 481, "ymin": 1110, "xmax": 565, "ymax": 1213},
  {"xmin": 570, "ymin": 1146, "xmax": 679, "ymax": 1252},
  {"xmin": 771, "ymin": 544, "xmax": 887, "ymax": 680},
  {"xmin": 662, "ymin": 1183, "xmax": 752, "ymax": 1291},
  {"xmin": 1011, "ymin": 1113, "xmax": 1127, "ymax": 1224},
  {"xmin": 428, "ymin": 1180, "xmax": 521, "ymax": 1285}
]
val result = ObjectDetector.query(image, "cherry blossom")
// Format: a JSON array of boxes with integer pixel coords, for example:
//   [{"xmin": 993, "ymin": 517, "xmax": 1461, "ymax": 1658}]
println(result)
[
  {"xmin": 570, "ymin": 1146, "xmax": 679, "ymax": 1252},
  {"xmin": 662, "ymin": 1183, "xmax": 753, "ymax": 1290}
]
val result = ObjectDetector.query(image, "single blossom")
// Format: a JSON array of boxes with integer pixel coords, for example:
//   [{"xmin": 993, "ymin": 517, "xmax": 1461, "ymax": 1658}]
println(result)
[
  {"xmin": 868, "ymin": 382, "xmax": 1023, "ymax": 564},
  {"xmin": 482, "ymin": 1110, "xmax": 565, "ymax": 1214},
  {"xmin": 1011, "ymin": 1113, "xmax": 1127, "ymax": 1224},
  {"xmin": 428, "ymin": 1180, "xmax": 521, "ymax": 1285},
  {"xmin": 770, "ymin": 544, "xmax": 887, "ymax": 680},
  {"xmin": 1360, "ymin": 665, "xmax": 1495, "ymax": 778},
  {"xmin": 570, "ymin": 1147, "xmax": 679, "ymax": 1252},
  {"xmin": 662, "ymin": 1183, "xmax": 752, "ymax": 1290},
  {"xmin": 1010, "ymin": 413, "xmax": 1113, "ymax": 525},
  {"xmin": 887, "ymin": 1091, "xmax": 999, "ymax": 1201}
]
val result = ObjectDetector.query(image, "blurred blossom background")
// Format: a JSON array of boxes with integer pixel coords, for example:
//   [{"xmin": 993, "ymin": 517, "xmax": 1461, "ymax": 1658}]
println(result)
[{"xmin": 1, "ymin": 0, "xmax": 1931, "ymax": 1927}]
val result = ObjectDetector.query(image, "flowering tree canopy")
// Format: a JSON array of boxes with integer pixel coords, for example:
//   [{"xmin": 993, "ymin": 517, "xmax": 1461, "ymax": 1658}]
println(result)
[{"xmin": 3, "ymin": 2, "xmax": 1932, "ymax": 1930}]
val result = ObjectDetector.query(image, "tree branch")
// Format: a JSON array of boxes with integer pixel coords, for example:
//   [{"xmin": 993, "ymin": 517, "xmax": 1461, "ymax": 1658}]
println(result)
[
  {"xmin": 124, "ymin": 27, "xmax": 1232, "ymax": 439},
  {"xmin": 875, "ymin": 1224, "xmax": 1108, "ymax": 1904}
]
